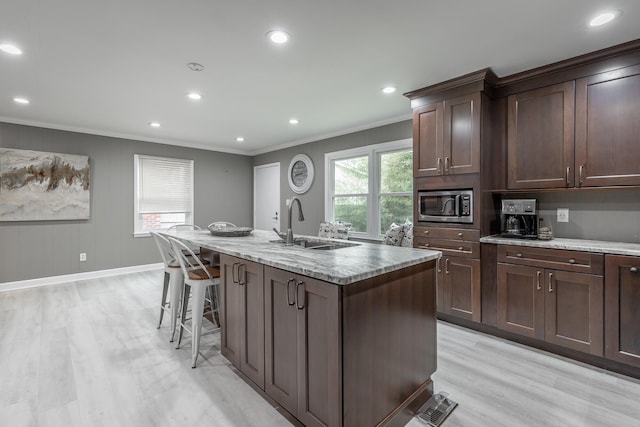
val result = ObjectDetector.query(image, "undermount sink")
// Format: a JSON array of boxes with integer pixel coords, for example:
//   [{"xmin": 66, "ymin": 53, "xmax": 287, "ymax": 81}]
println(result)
[{"xmin": 270, "ymin": 238, "xmax": 359, "ymax": 250}]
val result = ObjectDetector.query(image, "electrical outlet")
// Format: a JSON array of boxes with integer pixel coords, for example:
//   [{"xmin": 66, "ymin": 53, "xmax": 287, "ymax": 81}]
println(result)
[
  {"xmin": 557, "ymin": 208, "xmax": 569, "ymax": 223},
  {"xmin": 80, "ymin": 252, "xmax": 87, "ymax": 262}
]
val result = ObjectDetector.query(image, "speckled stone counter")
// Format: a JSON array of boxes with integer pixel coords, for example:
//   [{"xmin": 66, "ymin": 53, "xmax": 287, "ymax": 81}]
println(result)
[
  {"xmin": 480, "ymin": 235, "xmax": 640, "ymax": 257},
  {"xmin": 164, "ymin": 229, "xmax": 441, "ymax": 285}
]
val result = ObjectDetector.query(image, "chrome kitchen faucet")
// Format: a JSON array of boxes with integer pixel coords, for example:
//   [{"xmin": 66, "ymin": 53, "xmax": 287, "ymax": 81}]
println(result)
[{"xmin": 286, "ymin": 197, "xmax": 305, "ymax": 245}]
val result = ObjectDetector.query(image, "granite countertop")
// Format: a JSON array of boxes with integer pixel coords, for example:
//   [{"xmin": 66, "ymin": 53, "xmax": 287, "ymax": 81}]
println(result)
[
  {"xmin": 480, "ymin": 235, "xmax": 640, "ymax": 257},
  {"xmin": 163, "ymin": 229, "xmax": 441, "ymax": 285}
]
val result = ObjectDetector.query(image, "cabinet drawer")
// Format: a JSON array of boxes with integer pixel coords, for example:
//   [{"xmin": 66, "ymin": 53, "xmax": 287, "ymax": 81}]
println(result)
[
  {"xmin": 415, "ymin": 226, "xmax": 480, "ymax": 241},
  {"xmin": 416, "ymin": 237, "xmax": 479, "ymax": 258},
  {"xmin": 498, "ymin": 245, "xmax": 603, "ymax": 274}
]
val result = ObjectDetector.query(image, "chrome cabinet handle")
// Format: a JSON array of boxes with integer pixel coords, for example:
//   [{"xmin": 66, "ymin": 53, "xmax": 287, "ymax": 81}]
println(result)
[
  {"xmin": 232, "ymin": 262, "xmax": 239, "ymax": 284},
  {"xmin": 548, "ymin": 272, "xmax": 553, "ymax": 293},
  {"xmin": 631, "ymin": 267, "xmax": 638, "ymax": 273},
  {"xmin": 457, "ymin": 232, "xmax": 463, "ymax": 238},
  {"xmin": 286, "ymin": 278, "xmax": 296, "ymax": 306},
  {"xmin": 238, "ymin": 264, "xmax": 246, "ymax": 286},
  {"xmin": 444, "ymin": 156, "xmax": 450, "ymax": 172},
  {"xmin": 568, "ymin": 259, "xmax": 576, "ymax": 264},
  {"xmin": 445, "ymin": 258, "xmax": 450, "ymax": 274},
  {"xmin": 516, "ymin": 253, "xmax": 523, "ymax": 258},
  {"xmin": 457, "ymin": 246, "xmax": 464, "ymax": 251},
  {"xmin": 566, "ymin": 166, "xmax": 571, "ymax": 186},
  {"xmin": 424, "ymin": 230, "xmax": 429, "ymax": 235},
  {"xmin": 437, "ymin": 258, "xmax": 442, "ymax": 273},
  {"xmin": 437, "ymin": 157, "xmax": 442, "ymax": 174},
  {"xmin": 536, "ymin": 271, "xmax": 541, "ymax": 290},
  {"xmin": 295, "ymin": 281, "xmax": 305, "ymax": 310},
  {"xmin": 579, "ymin": 165, "xmax": 584, "ymax": 186}
]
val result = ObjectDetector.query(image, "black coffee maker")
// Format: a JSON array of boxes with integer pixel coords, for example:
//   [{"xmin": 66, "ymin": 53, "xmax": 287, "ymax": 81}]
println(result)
[{"xmin": 501, "ymin": 199, "xmax": 538, "ymax": 239}]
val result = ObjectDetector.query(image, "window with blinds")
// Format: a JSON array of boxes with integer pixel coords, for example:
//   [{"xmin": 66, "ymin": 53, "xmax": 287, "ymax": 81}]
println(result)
[{"xmin": 133, "ymin": 154, "xmax": 194, "ymax": 235}]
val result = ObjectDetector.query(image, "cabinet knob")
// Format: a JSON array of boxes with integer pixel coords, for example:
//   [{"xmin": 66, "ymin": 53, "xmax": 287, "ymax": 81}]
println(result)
[
  {"xmin": 424, "ymin": 243, "xmax": 430, "ymax": 247},
  {"xmin": 516, "ymin": 253, "xmax": 523, "ymax": 258},
  {"xmin": 457, "ymin": 232, "xmax": 463, "ymax": 238},
  {"xmin": 458, "ymin": 247, "xmax": 464, "ymax": 251},
  {"xmin": 424, "ymin": 230, "xmax": 429, "ymax": 234},
  {"xmin": 631, "ymin": 267, "xmax": 638, "ymax": 273},
  {"xmin": 568, "ymin": 259, "xmax": 576, "ymax": 264}
]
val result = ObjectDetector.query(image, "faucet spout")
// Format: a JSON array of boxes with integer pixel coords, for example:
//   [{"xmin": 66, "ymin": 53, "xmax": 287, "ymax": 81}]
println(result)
[{"xmin": 286, "ymin": 197, "xmax": 304, "ymax": 245}]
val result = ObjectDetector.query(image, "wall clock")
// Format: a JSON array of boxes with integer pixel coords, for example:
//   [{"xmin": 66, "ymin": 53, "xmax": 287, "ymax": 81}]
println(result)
[{"xmin": 288, "ymin": 154, "xmax": 314, "ymax": 194}]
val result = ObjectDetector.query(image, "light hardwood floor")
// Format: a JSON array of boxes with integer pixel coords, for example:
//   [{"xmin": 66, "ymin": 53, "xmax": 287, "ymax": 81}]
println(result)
[{"xmin": 1, "ymin": 270, "xmax": 639, "ymax": 427}]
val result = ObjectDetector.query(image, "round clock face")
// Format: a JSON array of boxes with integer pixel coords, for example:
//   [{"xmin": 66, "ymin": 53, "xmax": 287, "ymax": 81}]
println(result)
[
  {"xmin": 288, "ymin": 154, "xmax": 314, "ymax": 194},
  {"xmin": 291, "ymin": 160, "xmax": 308, "ymax": 186}
]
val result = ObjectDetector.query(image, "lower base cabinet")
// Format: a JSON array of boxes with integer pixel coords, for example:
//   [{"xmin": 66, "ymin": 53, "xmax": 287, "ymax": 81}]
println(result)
[
  {"xmin": 438, "ymin": 256, "xmax": 481, "ymax": 322},
  {"xmin": 264, "ymin": 266, "xmax": 341, "ymax": 427},
  {"xmin": 220, "ymin": 255, "xmax": 265, "ymax": 388},
  {"xmin": 605, "ymin": 255, "xmax": 640, "ymax": 368},
  {"xmin": 496, "ymin": 246, "xmax": 604, "ymax": 356}
]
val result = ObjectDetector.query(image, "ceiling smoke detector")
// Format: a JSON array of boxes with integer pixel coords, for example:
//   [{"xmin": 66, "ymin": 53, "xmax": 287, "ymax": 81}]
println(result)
[{"xmin": 187, "ymin": 62, "xmax": 205, "ymax": 72}]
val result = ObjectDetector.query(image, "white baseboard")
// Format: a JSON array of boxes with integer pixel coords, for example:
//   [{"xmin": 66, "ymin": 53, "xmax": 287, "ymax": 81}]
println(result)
[{"xmin": 0, "ymin": 263, "xmax": 164, "ymax": 293}]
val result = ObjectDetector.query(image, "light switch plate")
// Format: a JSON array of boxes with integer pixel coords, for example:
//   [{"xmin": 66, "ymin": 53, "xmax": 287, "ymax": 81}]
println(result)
[{"xmin": 557, "ymin": 208, "xmax": 569, "ymax": 223}]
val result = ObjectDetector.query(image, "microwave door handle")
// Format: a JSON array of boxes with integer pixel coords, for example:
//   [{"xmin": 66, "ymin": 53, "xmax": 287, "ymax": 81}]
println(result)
[{"xmin": 454, "ymin": 194, "xmax": 461, "ymax": 217}]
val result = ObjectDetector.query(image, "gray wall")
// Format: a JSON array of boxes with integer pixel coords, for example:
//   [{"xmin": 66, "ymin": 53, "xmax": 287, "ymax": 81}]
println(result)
[
  {"xmin": 532, "ymin": 190, "xmax": 640, "ymax": 243},
  {"xmin": 253, "ymin": 120, "xmax": 413, "ymax": 236},
  {"xmin": 0, "ymin": 122, "xmax": 253, "ymax": 283}
]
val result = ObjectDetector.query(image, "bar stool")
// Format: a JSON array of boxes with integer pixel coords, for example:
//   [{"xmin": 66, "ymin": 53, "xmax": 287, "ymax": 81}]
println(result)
[
  {"xmin": 150, "ymin": 232, "xmax": 209, "ymax": 342},
  {"xmin": 167, "ymin": 236, "xmax": 221, "ymax": 368}
]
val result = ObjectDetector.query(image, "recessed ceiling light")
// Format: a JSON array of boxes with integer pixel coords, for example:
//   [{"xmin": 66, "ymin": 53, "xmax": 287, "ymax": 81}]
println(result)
[
  {"xmin": 149, "ymin": 122, "xmax": 161, "ymax": 128},
  {"xmin": 187, "ymin": 92, "xmax": 202, "ymax": 100},
  {"xmin": 267, "ymin": 30, "xmax": 290, "ymax": 44},
  {"xmin": 589, "ymin": 11, "xmax": 620, "ymax": 27},
  {"xmin": 187, "ymin": 62, "xmax": 205, "ymax": 72},
  {"xmin": 236, "ymin": 137, "xmax": 245, "ymax": 142},
  {"xmin": 13, "ymin": 97, "xmax": 29, "ymax": 104},
  {"xmin": 382, "ymin": 86, "xmax": 397, "ymax": 94},
  {"xmin": 289, "ymin": 118, "xmax": 299, "ymax": 125},
  {"xmin": 0, "ymin": 44, "xmax": 22, "ymax": 55}
]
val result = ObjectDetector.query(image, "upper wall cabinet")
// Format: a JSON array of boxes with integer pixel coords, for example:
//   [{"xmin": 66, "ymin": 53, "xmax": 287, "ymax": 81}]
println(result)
[
  {"xmin": 575, "ymin": 65, "xmax": 640, "ymax": 187},
  {"xmin": 507, "ymin": 82, "xmax": 575, "ymax": 189},
  {"xmin": 413, "ymin": 92, "xmax": 481, "ymax": 177}
]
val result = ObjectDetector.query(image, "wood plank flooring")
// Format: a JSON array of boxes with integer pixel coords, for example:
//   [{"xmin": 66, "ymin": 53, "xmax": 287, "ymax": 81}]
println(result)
[{"xmin": 1, "ymin": 270, "xmax": 639, "ymax": 426}]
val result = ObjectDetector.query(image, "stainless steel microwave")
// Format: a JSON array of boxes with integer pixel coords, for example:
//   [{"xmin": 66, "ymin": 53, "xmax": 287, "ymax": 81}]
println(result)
[{"xmin": 417, "ymin": 189, "xmax": 473, "ymax": 223}]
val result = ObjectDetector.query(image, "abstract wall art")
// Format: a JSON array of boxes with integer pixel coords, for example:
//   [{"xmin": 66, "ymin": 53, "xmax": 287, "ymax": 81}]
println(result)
[{"xmin": 0, "ymin": 148, "xmax": 90, "ymax": 221}]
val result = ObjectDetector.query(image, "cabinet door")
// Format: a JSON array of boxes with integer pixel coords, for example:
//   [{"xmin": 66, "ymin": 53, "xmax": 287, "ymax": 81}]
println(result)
[
  {"xmin": 238, "ymin": 259, "xmax": 265, "ymax": 388},
  {"xmin": 220, "ymin": 255, "xmax": 242, "ymax": 367},
  {"xmin": 575, "ymin": 65, "xmax": 640, "ymax": 187},
  {"xmin": 605, "ymin": 255, "xmax": 640, "ymax": 368},
  {"xmin": 507, "ymin": 82, "xmax": 575, "ymax": 189},
  {"xmin": 296, "ymin": 276, "xmax": 341, "ymax": 427},
  {"xmin": 497, "ymin": 263, "xmax": 544, "ymax": 339},
  {"xmin": 544, "ymin": 270, "xmax": 603, "ymax": 356},
  {"xmin": 264, "ymin": 267, "xmax": 298, "ymax": 415},
  {"xmin": 443, "ymin": 92, "xmax": 481, "ymax": 175},
  {"xmin": 413, "ymin": 102, "xmax": 443, "ymax": 177},
  {"xmin": 442, "ymin": 257, "xmax": 481, "ymax": 322}
]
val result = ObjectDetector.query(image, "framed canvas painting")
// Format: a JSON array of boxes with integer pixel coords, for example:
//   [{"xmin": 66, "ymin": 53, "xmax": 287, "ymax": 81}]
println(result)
[{"xmin": 0, "ymin": 148, "xmax": 90, "ymax": 221}]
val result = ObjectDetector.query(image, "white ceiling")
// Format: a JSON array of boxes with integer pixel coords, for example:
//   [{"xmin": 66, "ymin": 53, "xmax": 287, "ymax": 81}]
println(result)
[{"xmin": 1, "ymin": 1, "xmax": 640, "ymax": 155}]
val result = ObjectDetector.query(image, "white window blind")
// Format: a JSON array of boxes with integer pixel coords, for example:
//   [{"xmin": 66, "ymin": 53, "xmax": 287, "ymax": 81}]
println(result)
[{"xmin": 134, "ymin": 154, "xmax": 194, "ymax": 235}]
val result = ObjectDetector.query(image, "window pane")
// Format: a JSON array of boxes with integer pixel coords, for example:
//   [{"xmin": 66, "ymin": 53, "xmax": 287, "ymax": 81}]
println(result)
[
  {"xmin": 334, "ymin": 196, "xmax": 367, "ymax": 232},
  {"xmin": 141, "ymin": 213, "xmax": 187, "ymax": 231},
  {"xmin": 380, "ymin": 151, "xmax": 413, "ymax": 193},
  {"xmin": 335, "ymin": 156, "xmax": 368, "ymax": 194},
  {"xmin": 379, "ymin": 195, "xmax": 412, "ymax": 234}
]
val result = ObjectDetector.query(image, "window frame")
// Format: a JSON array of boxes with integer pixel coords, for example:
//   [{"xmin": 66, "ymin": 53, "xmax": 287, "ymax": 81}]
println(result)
[
  {"xmin": 324, "ymin": 138, "xmax": 412, "ymax": 240},
  {"xmin": 133, "ymin": 154, "xmax": 195, "ymax": 237}
]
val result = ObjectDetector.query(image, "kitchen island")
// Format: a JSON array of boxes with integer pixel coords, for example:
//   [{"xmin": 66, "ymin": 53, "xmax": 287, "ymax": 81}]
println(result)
[{"xmin": 165, "ymin": 229, "xmax": 440, "ymax": 427}]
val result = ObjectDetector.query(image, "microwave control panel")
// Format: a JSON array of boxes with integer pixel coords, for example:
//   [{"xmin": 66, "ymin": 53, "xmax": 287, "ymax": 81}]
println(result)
[{"xmin": 460, "ymin": 195, "xmax": 471, "ymax": 216}]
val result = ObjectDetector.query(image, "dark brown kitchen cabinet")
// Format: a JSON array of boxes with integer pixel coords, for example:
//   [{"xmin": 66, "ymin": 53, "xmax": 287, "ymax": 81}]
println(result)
[
  {"xmin": 605, "ymin": 255, "xmax": 640, "ymax": 368},
  {"xmin": 438, "ymin": 256, "xmax": 481, "ymax": 322},
  {"xmin": 264, "ymin": 266, "xmax": 341, "ymax": 427},
  {"xmin": 507, "ymin": 81, "xmax": 575, "ymax": 189},
  {"xmin": 497, "ymin": 246, "xmax": 604, "ymax": 356},
  {"xmin": 220, "ymin": 255, "xmax": 265, "ymax": 388},
  {"xmin": 416, "ymin": 226, "xmax": 481, "ymax": 322},
  {"xmin": 413, "ymin": 92, "xmax": 481, "ymax": 177},
  {"xmin": 575, "ymin": 64, "xmax": 640, "ymax": 187}
]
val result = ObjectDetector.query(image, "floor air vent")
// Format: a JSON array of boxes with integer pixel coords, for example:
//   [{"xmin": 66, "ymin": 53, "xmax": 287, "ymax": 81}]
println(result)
[{"xmin": 417, "ymin": 392, "xmax": 458, "ymax": 427}]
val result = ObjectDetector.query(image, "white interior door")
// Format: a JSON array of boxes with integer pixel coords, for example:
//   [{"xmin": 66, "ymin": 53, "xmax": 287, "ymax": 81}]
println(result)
[{"xmin": 254, "ymin": 163, "xmax": 280, "ymax": 231}]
